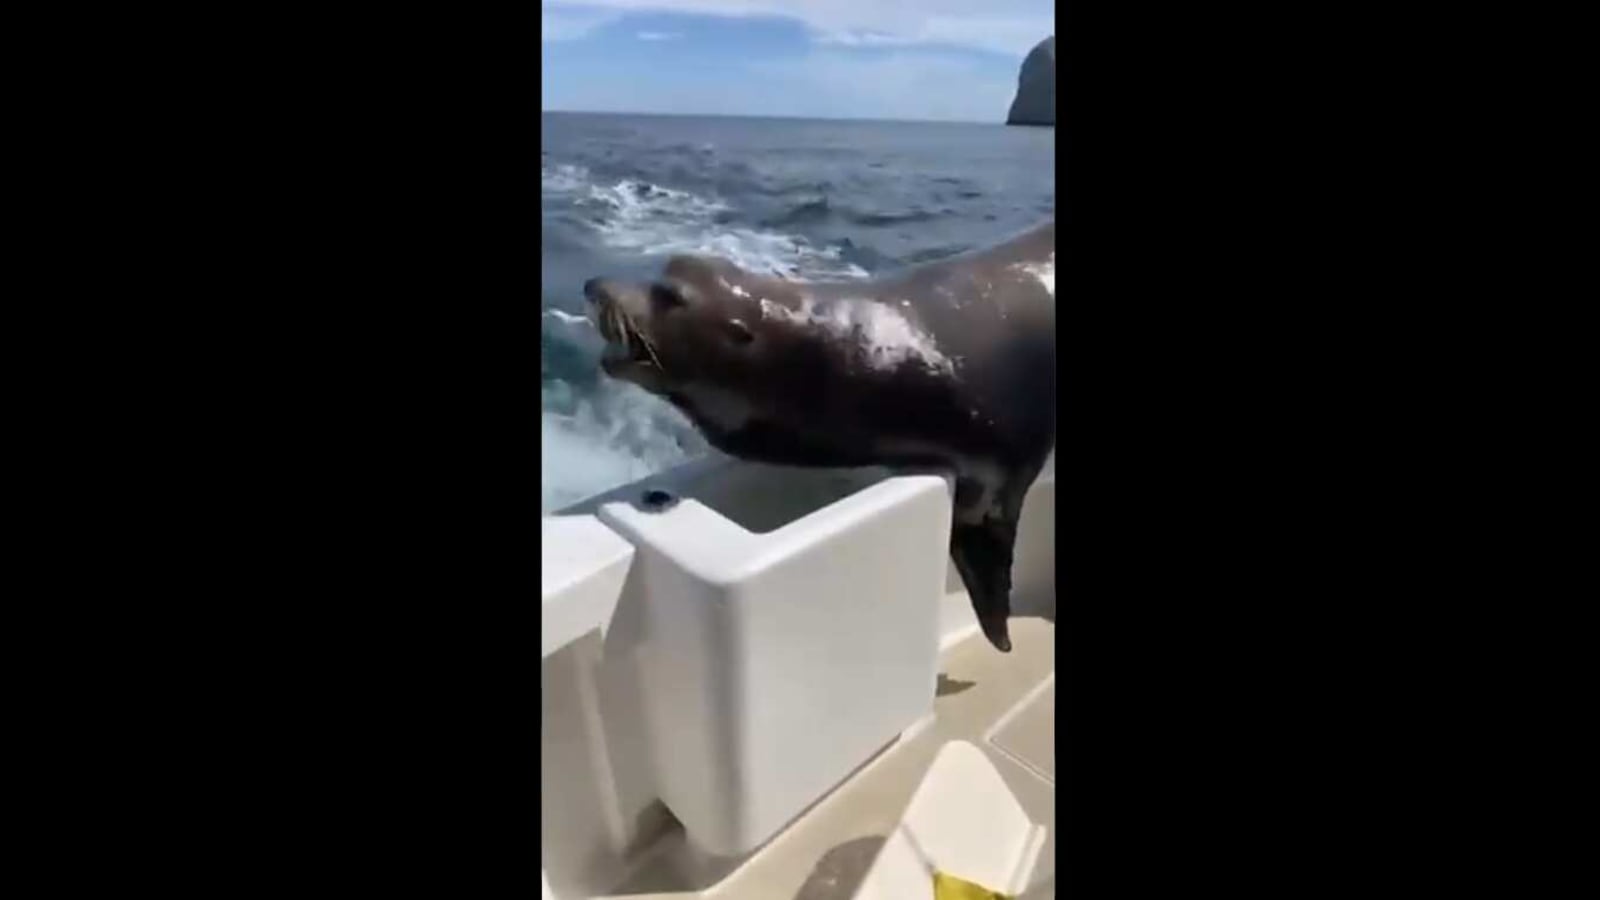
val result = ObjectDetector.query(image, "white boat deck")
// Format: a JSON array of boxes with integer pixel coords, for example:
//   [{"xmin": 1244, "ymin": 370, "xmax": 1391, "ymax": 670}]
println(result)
[{"xmin": 543, "ymin": 454, "xmax": 1055, "ymax": 900}]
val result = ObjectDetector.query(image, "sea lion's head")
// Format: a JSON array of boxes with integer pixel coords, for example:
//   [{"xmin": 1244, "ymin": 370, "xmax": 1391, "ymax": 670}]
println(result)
[{"xmin": 584, "ymin": 255, "xmax": 800, "ymax": 398}]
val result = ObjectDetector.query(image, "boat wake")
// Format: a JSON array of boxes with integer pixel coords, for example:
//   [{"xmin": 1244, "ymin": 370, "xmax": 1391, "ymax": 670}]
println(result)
[{"xmin": 543, "ymin": 163, "xmax": 870, "ymax": 280}]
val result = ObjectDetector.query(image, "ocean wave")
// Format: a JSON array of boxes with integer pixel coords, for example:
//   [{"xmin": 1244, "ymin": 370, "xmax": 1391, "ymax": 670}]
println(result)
[
  {"xmin": 544, "ymin": 162, "xmax": 869, "ymax": 281},
  {"xmin": 848, "ymin": 208, "xmax": 943, "ymax": 227},
  {"xmin": 541, "ymin": 162, "xmax": 590, "ymax": 194},
  {"xmin": 758, "ymin": 195, "xmax": 954, "ymax": 232},
  {"xmin": 760, "ymin": 196, "xmax": 832, "ymax": 228},
  {"xmin": 902, "ymin": 243, "xmax": 974, "ymax": 264},
  {"xmin": 540, "ymin": 291, "xmax": 707, "ymax": 513},
  {"xmin": 540, "ymin": 377, "xmax": 707, "ymax": 513}
]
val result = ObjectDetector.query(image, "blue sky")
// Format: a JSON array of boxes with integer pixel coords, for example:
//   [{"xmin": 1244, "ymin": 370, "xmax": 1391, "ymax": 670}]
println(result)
[{"xmin": 542, "ymin": 1, "xmax": 1055, "ymax": 123}]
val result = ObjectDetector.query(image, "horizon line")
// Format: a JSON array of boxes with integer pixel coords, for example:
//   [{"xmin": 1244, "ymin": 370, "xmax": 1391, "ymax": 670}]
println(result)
[{"xmin": 540, "ymin": 107, "xmax": 1025, "ymax": 127}]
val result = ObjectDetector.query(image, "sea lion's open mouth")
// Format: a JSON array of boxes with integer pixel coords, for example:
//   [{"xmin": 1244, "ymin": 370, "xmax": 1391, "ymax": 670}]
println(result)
[{"xmin": 589, "ymin": 294, "xmax": 662, "ymax": 373}]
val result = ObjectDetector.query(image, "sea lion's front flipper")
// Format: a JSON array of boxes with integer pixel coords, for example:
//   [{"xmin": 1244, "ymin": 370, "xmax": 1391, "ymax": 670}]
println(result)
[
  {"xmin": 950, "ymin": 464, "xmax": 1046, "ymax": 654},
  {"xmin": 951, "ymin": 517, "xmax": 1019, "ymax": 653}
]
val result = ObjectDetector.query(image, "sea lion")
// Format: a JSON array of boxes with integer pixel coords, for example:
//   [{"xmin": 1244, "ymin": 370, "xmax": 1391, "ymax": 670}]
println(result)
[{"xmin": 584, "ymin": 221, "xmax": 1055, "ymax": 652}]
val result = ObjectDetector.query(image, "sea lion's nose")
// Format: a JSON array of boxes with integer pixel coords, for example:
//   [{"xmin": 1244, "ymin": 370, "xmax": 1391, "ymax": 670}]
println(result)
[{"xmin": 583, "ymin": 277, "xmax": 608, "ymax": 303}]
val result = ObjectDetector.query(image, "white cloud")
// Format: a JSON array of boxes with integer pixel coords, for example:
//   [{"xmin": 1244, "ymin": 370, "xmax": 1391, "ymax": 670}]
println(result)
[
  {"xmin": 541, "ymin": 0, "xmax": 1054, "ymax": 57},
  {"xmin": 749, "ymin": 49, "xmax": 1017, "ymax": 122},
  {"xmin": 545, "ymin": 46, "xmax": 1016, "ymax": 121},
  {"xmin": 636, "ymin": 30, "xmax": 682, "ymax": 40},
  {"xmin": 542, "ymin": 6, "xmax": 621, "ymax": 42},
  {"xmin": 812, "ymin": 31, "xmax": 918, "ymax": 48}
]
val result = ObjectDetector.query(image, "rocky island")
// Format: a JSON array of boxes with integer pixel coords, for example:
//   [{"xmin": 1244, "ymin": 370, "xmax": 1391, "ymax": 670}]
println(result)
[{"xmin": 1006, "ymin": 36, "xmax": 1056, "ymax": 127}]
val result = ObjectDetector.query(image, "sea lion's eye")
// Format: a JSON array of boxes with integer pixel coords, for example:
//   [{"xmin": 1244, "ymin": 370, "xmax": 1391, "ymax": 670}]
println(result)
[
  {"xmin": 726, "ymin": 318, "xmax": 754, "ymax": 345},
  {"xmin": 651, "ymin": 283, "xmax": 687, "ymax": 310}
]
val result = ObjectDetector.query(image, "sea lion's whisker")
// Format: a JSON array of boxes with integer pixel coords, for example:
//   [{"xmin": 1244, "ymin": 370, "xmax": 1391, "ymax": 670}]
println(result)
[
  {"xmin": 627, "ymin": 317, "xmax": 665, "ymax": 369},
  {"xmin": 612, "ymin": 307, "xmax": 629, "ymax": 352}
]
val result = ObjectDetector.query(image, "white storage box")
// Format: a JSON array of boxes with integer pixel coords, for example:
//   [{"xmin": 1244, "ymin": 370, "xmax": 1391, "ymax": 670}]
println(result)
[{"xmin": 597, "ymin": 466, "xmax": 951, "ymax": 856}]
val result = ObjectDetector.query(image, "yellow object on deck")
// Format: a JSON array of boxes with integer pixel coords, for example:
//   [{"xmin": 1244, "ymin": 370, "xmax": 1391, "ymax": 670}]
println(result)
[{"xmin": 933, "ymin": 870, "xmax": 1013, "ymax": 900}]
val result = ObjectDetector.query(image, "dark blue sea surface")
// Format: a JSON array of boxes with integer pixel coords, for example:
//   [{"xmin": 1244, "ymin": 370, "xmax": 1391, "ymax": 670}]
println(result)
[{"xmin": 541, "ymin": 112, "xmax": 1055, "ymax": 511}]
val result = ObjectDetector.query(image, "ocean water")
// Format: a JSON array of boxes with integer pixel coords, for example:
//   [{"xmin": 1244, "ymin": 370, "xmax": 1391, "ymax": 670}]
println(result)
[{"xmin": 540, "ymin": 112, "xmax": 1056, "ymax": 512}]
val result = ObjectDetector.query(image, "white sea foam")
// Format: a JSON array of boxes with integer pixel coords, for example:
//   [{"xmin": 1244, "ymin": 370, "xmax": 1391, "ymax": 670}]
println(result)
[
  {"xmin": 541, "ymin": 162, "xmax": 590, "ymax": 194},
  {"xmin": 544, "ymin": 309, "xmax": 591, "ymax": 327},
  {"xmin": 552, "ymin": 164, "xmax": 870, "ymax": 282},
  {"xmin": 540, "ymin": 378, "xmax": 706, "ymax": 513}
]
